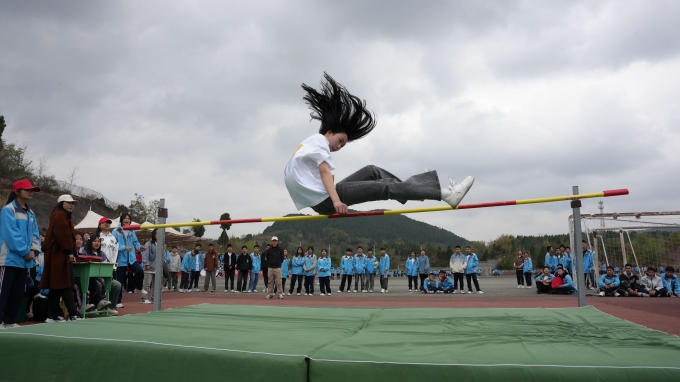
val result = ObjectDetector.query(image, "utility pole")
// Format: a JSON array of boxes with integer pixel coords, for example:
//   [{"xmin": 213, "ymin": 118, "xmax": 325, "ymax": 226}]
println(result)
[
  {"xmin": 598, "ymin": 200, "xmax": 605, "ymax": 228},
  {"xmin": 154, "ymin": 199, "xmax": 168, "ymax": 312},
  {"xmin": 572, "ymin": 187, "xmax": 586, "ymax": 307}
]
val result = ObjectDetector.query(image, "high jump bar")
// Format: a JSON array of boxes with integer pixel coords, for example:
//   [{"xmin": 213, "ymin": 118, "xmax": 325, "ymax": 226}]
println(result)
[{"xmin": 123, "ymin": 188, "xmax": 629, "ymax": 231}]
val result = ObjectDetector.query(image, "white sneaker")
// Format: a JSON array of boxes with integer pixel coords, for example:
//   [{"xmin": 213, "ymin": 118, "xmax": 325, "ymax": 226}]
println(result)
[
  {"xmin": 26, "ymin": 312, "xmax": 34, "ymax": 320},
  {"xmin": 320, "ymin": 293, "xmax": 326, "ymax": 296},
  {"xmin": 353, "ymin": 290, "xmax": 357, "ymax": 293},
  {"xmin": 304, "ymin": 293, "xmax": 309, "ymax": 296},
  {"xmin": 442, "ymin": 176, "xmax": 475, "ymax": 208},
  {"xmin": 0, "ymin": 323, "xmax": 5, "ymax": 329},
  {"xmin": 309, "ymin": 293, "xmax": 313, "ymax": 296},
  {"xmin": 385, "ymin": 290, "xmax": 388, "ymax": 293},
  {"xmin": 246, "ymin": 290, "xmax": 251, "ymax": 293},
  {"xmin": 327, "ymin": 293, "xmax": 332, "ymax": 296},
  {"xmin": 297, "ymin": 293, "xmax": 301, "ymax": 296},
  {"xmin": 86, "ymin": 304, "xmax": 96, "ymax": 312},
  {"xmin": 224, "ymin": 289, "xmax": 228, "ymax": 293},
  {"xmin": 517, "ymin": 285, "xmax": 522, "ymax": 289},
  {"xmin": 116, "ymin": 303, "xmax": 124, "ymax": 308},
  {"xmin": 467, "ymin": 291, "xmax": 472, "ymax": 294},
  {"xmin": 337, "ymin": 290, "xmax": 342, "ymax": 293},
  {"xmin": 107, "ymin": 308, "xmax": 119, "ymax": 316},
  {"xmin": 369, "ymin": 290, "xmax": 373, "ymax": 293},
  {"xmin": 408, "ymin": 289, "xmax": 412, "ymax": 292},
  {"xmin": 381, "ymin": 289, "xmax": 385, "ymax": 293},
  {"xmin": 279, "ymin": 294, "xmax": 284, "ymax": 299},
  {"xmin": 179, "ymin": 289, "xmax": 184, "ymax": 293},
  {"xmin": 526, "ymin": 286, "xmax": 532, "ymax": 289},
  {"xmin": 287, "ymin": 292, "xmax": 292, "ymax": 296},
  {"xmin": 362, "ymin": 290, "xmax": 367, "ymax": 293},
  {"xmin": 614, "ymin": 292, "xmax": 620, "ymax": 297},
  {"xmin": 477, "ymin": 291, "xmax": 484, "ymax": 294},
  {"xmin": 4, "ymin": 323, "xmax": 19, "ymax": 328},
  {"xmin": 141, "ymin": 299, "xmax": 152, "ymax": 304},
  {"xmin": 599, "ymin": 291, "xmax": 605, "ymax": 297}
]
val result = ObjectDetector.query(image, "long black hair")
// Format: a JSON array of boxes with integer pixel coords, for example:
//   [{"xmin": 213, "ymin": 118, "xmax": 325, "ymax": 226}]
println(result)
[
  {"xmin": 150, "ymin": 228, "xmax": 158, "ymax": 244},
  {"xmin": 301, "ymin": 72, "xmax": 376, "ymax": 142},
  {"xmin": 119, "ymin": 212, "xmax": 132, "ymax": 225},
  {"xmin": 84, "ymin": 236, "xmax": 103, "ymax": 256},
  {"xmin": 296, "ymin": 246, "xmax": 304, "ymax": 256},
  {"xmin": 5, "ymin": 191, "xmax": 17, "ymax": 206}
]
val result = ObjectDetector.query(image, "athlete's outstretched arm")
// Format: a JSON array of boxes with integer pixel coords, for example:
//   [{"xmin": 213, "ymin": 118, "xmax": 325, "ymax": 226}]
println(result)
[{"xmin": 319, "ymin": 161, "xmax": 347, "ymax": 214}]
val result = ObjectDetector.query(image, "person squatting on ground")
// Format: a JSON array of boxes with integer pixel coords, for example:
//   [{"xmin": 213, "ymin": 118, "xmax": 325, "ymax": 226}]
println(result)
[
  {"xmin": 597, "ymin": 266, "xmax": 620, "ymax": 297},
  {"xmin": 284, "ymin": 73, "xmax": 474, "ymax": 219},
  {"xmin": 422, "ymin": 273, "xmax": 438, "ymax": 294},
  {"xmin": 0, "ymin": 180, "xmax": 42, "ymax": 328},
  {"xmin": 265, "ymin": 237, "xmax": 285, "ymax": 300},
  {"xmin": 661, "ymin": 266, "xmax": 680, "ymax": 297},
  {"xmin": 289, "ymin": 247, "xmax": 305, "ymax": 295},
  {"xmin": 436, "ymin": 270, "xmax": 454, "ymax": 293}
]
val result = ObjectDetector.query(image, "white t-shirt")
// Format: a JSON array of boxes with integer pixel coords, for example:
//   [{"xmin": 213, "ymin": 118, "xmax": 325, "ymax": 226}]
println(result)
[
  {"xmin": 284, "ymin": 133, "xmax": 335, "ymax": 210},
  {"xmin": 99, "ymin": 231, "xmax": 119, "ymax": 266}
]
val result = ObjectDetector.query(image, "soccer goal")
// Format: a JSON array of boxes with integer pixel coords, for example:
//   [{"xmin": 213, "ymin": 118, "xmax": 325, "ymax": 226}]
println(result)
[{"xmin": 569, "ymin": 210, "xmax": 680, "ymax": 273}]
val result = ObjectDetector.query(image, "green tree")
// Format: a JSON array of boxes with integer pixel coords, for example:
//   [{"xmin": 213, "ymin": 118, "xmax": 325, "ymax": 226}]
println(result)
[
  {"xmin": 217, "ymin": 212, "xmax": 231, "ymax": 246},
  {"xmin": 128, "ymin": 193, "xmax": 161, "ymax": 223},
  {"xmin": 192, "ymin": 218, "xmax": 206, "ymax": 238}
]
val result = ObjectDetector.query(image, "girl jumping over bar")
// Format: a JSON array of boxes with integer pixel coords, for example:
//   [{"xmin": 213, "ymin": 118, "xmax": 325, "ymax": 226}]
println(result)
[{"xmin": 284, "ymin": 73, "xmax": 474, "ymax": 215}]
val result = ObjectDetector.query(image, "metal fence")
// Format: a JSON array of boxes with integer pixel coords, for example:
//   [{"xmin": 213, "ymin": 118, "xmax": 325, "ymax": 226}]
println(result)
[{"xmin": 53, "ymin": 180, "xmax": 122, "ymax": 210}]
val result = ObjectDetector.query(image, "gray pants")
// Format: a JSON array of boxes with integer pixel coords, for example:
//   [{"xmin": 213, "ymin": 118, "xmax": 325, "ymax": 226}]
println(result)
[
  {"xmin": 143, "ymin": 272, "xmax": 154, "ymax": 301},
  {"xmin": 366, "ymin": 273, "xmax": 375, "ymax": 291},
  {"xmin": 204, "ymin": 270, "xmax": 217, "ymax": 291},
  {"xmin": 110, "ymin": 279, "xmax": 122, "ymax": 307},
  {"xmin": 585, "ymin": 271, "xmax": 597, "ymax": 288},
  {"xmin": 312, "ymin": 166, "xmax": 442, "ymax": 214},
  {"xmin": 380, "ymin": 275, "xmax": 389, "ymax": 290},
  {"xmin": 354, "ymin": 274, "xmax": 365, "ymax": 291}
]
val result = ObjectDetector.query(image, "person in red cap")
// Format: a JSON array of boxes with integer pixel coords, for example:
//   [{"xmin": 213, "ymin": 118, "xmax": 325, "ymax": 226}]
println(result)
[{"xmin": 0, "ymin": 179, "xmax": 42, "ymax": 328}]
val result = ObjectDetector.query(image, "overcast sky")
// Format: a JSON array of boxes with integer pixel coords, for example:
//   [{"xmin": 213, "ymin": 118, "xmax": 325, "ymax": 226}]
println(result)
[{"xmin": 1, "ymin": 1, "xmax": 678, "ymax": 242}]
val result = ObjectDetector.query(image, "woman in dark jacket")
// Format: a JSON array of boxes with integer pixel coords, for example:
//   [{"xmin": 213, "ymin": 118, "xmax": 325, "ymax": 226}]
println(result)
[{"xmin": 39, "ymin": 195, "xmax": 82, "ymax": 321}]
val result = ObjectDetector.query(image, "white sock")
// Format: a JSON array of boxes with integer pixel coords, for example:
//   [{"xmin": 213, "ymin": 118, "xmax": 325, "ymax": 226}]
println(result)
[{"xmin": 441, "ymin": 188, "xmax": 452, "ymax": 199}]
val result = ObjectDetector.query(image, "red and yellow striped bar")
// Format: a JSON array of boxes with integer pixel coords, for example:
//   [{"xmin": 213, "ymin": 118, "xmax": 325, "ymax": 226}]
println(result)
[{"xmin": 124, "ymin": 188, "xmax": 628, "ymax": 231}]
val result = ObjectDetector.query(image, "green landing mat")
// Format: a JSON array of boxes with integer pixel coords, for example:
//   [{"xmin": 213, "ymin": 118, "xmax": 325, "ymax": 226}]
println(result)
[{"xmin": 1, "ymin": 304, "xmax": 679, "ymax": 381}]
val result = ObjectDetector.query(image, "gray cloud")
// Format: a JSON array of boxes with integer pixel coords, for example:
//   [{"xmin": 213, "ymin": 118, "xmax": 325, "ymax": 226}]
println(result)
[{"xmin": 1, "ymin": 0, "xmax": 678, "ymax": 241}]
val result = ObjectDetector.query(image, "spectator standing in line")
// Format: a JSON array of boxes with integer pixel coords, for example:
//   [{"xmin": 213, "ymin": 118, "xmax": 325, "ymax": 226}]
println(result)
[
  {"xmin": 248, "ymin": 245, "xmax": 261, "ymax": 293},
  {"xmin": 364, "ymin": 249, "xmax": 377, "ymax": 292},
  {"xmin": 662, "ymin": 266, "xmax": 680, "ymax": 297},
  {"xmin": 561, "ymin": 245, "xmax": 573, "ymax": 274},
  {"xmin": 544, "ymin": 246, "xmax": 557, "ymax": 274},
  {"xmin": 223, "ymin": 244, "xmax": 237, "ymax": 292},
  {"xmin": 338, "ymin": 249, "xmax": 354, "ymax": 293},
  {"xmin": 638, "ymin": 267, "xmax": 668, "ymax": 297},
  {"xmin": 330, "ymin": 265, "xmax": 335, "ymax": 280},
  {"xmin": 288, "ymin": 247, "xmax": 305, "ymax": 295},
  {"xmin": 581, "ymin": 241, "xmax": 596, "ymax": 289},
  {"xmin": 202, "ymin": 244, "xmax": 219, "ymax": 292},
  {"xmin": 317, "ymin": 249, "xmax": 332, "ymax": 296},
  {"xmin": 190, "ymin": 244, "xmax": 204, "ymax": 291},
  {"xmin": 261, "ymin": 244, "xmax": 270, "ymax": 293},
  {"xmin": 618, "ymin": 263, "xmax": 640, "ymax": 297},
  {"xmin": 0, "ymin": 180, "xmax": 42, "ymax": 328},
  {"xmin": 520, "ymin": 251, "xmax": 533, "ymax": 288},
  {"xmin": 112, "ymin": 213, "xmax": 145, "ymax": 303},
  {"xmin": 513, "ymin": 250, "xmax": 525, "ymax": 288},
  {"xmin": 303, "ymin": 246, "xmax": 317, "ymax": 295},
  {"xmin": 597, "ymin": 266, "xmax": 620, "ymax": 297},
  {"xmin": 406, "ymin": 251, "xmax": 419, "ymax": 292},
  {"xmin": 535, "ymin": 267, "xmax": 553, "ymax": 294},
  {"xmin": 235, "ymin": 245, "xmax": 252, "ymax": 293},
  {"xmin": 265, "ymin": 237, "xmax": 285, "ymax": 300},
  {"xmin": 449, "ymin": 246, "xmax": 466, "ymax": 293},
  {"xmin": 40, "ymin": 195, "xmax": 81, "ymax": 321},
  {"xmin": 464, "ymin": 246, "xmax": 483, "ymax": 294},
  {"xmin": 168, "ymin": 246, "xmax": 180, "ymax": 292},
  {"xmin": 353, "ymin": 246, "xmax": 367, "ymax": 292},
  {"xmin": 279, "ymin": 248, "xmax": 290, "ymax": 293},
  {"xmin": 141, "ymin": 229, "xmax": 158, "ymax": 304},
  {"xmin": 179, "ymin": 246, "xmax": 193, "ymax": 292},
  {"xmin": 417, "ymin": 249, "xmax": 430, "ymax": 291},
  {"xmin": 379, "ymin": 248, "xmax": 390, "ymax": 293}
]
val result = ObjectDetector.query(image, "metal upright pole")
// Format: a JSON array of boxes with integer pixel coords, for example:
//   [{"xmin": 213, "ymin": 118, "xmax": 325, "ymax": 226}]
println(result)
[
  {"xmin": 154, "ymin": 199, "xmax": 167, "ymax": 312},
  {"xmin": 572, "ymin": 187, "xmax": 586, "ymax": 307},
  {"xmin": 619, "ymin": 230, "xmax": 627, "ymax": 266}
]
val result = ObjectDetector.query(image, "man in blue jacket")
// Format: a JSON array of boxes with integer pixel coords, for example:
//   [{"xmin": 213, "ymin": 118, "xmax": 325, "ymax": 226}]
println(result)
[
  {"xmin": 417, "ymin": 249, "xmax": 430, "ymax": 291},
  {"xmin": 353, "ymin": 246, "xmax": 367, "ymax": 292},
  {"xmin": 597, "ymin": 266, "xmax": 620, "ymax": 297},
  {"xmin": 338, "ymin": 249, "xmax": 354, "ymax": 293},
  {"xmin": 581, "ymin": 240, "xmax": 596, "ymax": 289},
  {"xmin": 464, "ymin": 246, "xmax": 483, "ymax": 294},
  {"xmin": 422, "ymin": 273, "xmax": 438, "ymax": 294},
  {"xmin": 544, "ymin": 246, "xmax": 557, "ymax": 274},
  {"xmin": 0, "ymin": 180, "xmax": 42, "ymax": 328},
  {"xmin": 379, "ymin": 248, "xmax": 390, "ymax": 293},
  {"xmin": 249, "ymin": 245, "xmax": 262, "ymax": 293},
  {"xmin": 436, "ymin": 270, "xmax": 454, "ymax": 293},
  {"xmin": 364, "ymin": 249, "xmax": 378, "ymax": 292},
  {"xmin": 662, "ymin": 266, "xmax": 680, "ymax": 297},
  {"xmin": 405, "ymin": 251, "xmax": 419, "ymax": 292}
]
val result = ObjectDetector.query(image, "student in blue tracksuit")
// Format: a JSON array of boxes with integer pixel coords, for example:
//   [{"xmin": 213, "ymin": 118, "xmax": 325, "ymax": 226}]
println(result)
[
  {"xmin": 522, "ymin": 251, "xmax": 533, "ymax": 288},
  {"xmin": 553, "ymin": 268, "xmax": 577, "ymax": 295},
  {"xmin": 112, "ymin": 213, "xmax": 145, "ymax": 302},
  {"xmin": 418, "ymin": 250, "xmax": 431, "ymax": 291},
  {"xmin": 335, "ymin": 267, "xmax": 340, "ymax": 280},
  {"xmin": 582, "ymin": 241, "xmax": 596, "ymax": 289},
  {"xmin": 288, "ymin": 247, "xmax": 305, "ymax": 295},
  {"xmin": 276, "ymin": 249, "xmax": 290, "ymax": 294},
  {"xmin": 0, "ymin": 180, "xmax": 42, "ymax": 328},
  {"xmin": 249, "ymin": 246, "xmax": 262, "ymax": 292},
  {"xmin": 379, "ymin": 248, "xmax": 390, "ymax": 293},
  {"xmin": 535, "ymin": 267, "xmax": 554, "ymax": 294},
  {"xmin": 338, "ymin": 249, "xmax": 354, "ymax": 292},
  {"xmin": 353, "ymin": 246, "xmax": 367, "ymax": 292},
  {"xmin": 364, "ymin": 249, "xmax": 377, "ymax": 292},
  {"xmin": 180, "ymin": 249, "xmax": 194, "ymax": 292},
  {"xmin": 423, "ymin": 273, "xmax": 438, "ymax": 294},
  {"xmin": 405, "ymin": 251, "xmax": 419, "ymax": 291},
  {"xmin": 464, "ymin": 246, "xmax": 483, "ymax": 294},
  {"xmin": 436, "ymin": 270, "xmax": 454, "ymax": 293},
  {"xmin": 544, "ymin": 246, "xmax": 557, "ymax": 274},
  {"xmin": 662, "ymin": 266, "xmax": 680, "ymax": 297},
  {"xmin": 330, "ymin": 266, "xmax": 335, "ymax": 280},
  {"xmin": 303, "ymin": 246, "xmax": 317, "ymax": 295},
  {"xmin": 558, "ymin": 244, "xmax": 572, "ymax": 274},
  {"xmin": 597, "ymin": 266, "xmax": 620, "ymax": 297},
  {"xmin": 317, "ymin": 249, "xmax": 332, "ymax": 296}
]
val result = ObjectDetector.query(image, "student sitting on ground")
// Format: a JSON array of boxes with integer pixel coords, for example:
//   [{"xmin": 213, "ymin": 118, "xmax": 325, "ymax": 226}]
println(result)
[
  {"xmin": 552, "ymin": 269, "xmax": 577, "ymax": 295},
  {"xmin": 436, "ymin": 270, "xmax": 454, "ymax": 293},
  {"xmin": 535, "ymin": 267, "xmax": 554, "ymax": 294},
  {"xmin": 638, "ymin": 267, "xmax": 669, "ymax": 297},
  {"xmin": 422, "ymin": 273, "xmax": 437, "ymax": 294},
  {"xmin": 618, "ymin": 263, "xmax": 640, "ymax": 297},
  {"xmin": 661, "ymin": 266, "xmax": 680, "ymax": 297},
  {"xmin": 597, "ymin": 266, "xmax": 620, "ymax": 297}
]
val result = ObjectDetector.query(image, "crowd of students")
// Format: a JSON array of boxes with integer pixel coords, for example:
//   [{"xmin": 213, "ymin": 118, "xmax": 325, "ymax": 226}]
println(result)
[{"xmin": 511, "ymin": 242, "xmax": 679, "ymax": 297}]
